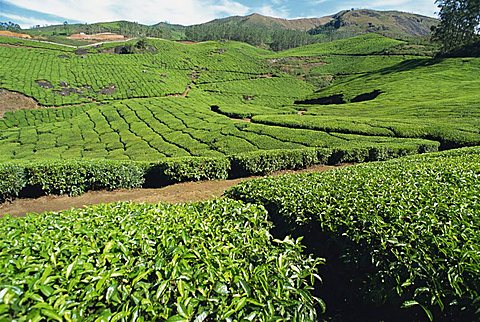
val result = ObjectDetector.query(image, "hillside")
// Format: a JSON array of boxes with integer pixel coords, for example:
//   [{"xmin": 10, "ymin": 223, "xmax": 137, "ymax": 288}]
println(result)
[
  {"xmin": 0, "ymin": 16, "xmax": 480, "ymax": 322},
  {"xmin": 0, "ymin": 35, "xmax": 446, "ymax": 164},
  {"xmin": 0, "ymin": 34, "xmax": 476, "ymax": 164},
  {"xmin": 24, "ymin": 20, "xmax": 186, "ymax": 44},
  {"xmin": 195, "ymin": 13, "xmax": 333, "ymax": 31},
  {"xmin": 310, "ymin": 9, "xmax": 438, "ymax": 40},
  {"xmin": 1, "ymin": 9, "xmax": 437, "ymax": 50},
  {"xmin": 185, "ymin": 10, "xmax": 437, "ymax": 50}
]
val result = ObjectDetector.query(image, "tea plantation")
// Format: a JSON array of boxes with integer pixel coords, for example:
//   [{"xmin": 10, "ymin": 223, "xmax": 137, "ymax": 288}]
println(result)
[
  {"xmin": 227, "ymin": 147, "xmax": 480, "ymax": 321},
  {"xmin": 0, "ymin": 32, "xmax": 479, "ymax": 321},
  {"xmin": 0, "ymin": 200, "xmax": 321, "ymax": 320}
]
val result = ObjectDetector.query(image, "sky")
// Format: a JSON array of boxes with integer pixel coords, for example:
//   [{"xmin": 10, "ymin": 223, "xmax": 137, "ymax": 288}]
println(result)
[{"xmin": 0, "ymin": 0, "xmax": 439, "ymax": 29}]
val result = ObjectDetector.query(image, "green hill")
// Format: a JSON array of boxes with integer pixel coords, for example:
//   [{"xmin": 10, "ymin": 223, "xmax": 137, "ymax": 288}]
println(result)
[
  {"xmin": 194, "ymin": 13, "xmax": 332, "ymax": 31},
  {"xmin": 266, "ymin": 33, "xmax": 435, "ymax": 89},
  {"xmin": 0, "ymin": 35, "xmax": 444, "ymax": 163},
  {"xmin": 0, "ymin": 34, "xmax": 476, "ymax": 172},
  {"xmin": 185, "ymin": 10, "xmax": 437, "ymax": 50},
  {"xmin": 273, "ymin": 33, "xmax": 405, "ymax": 56},
  {"xmin": 0, "ymin": 18, "xmax": 479, "ymax": 322},
  {"xmin": 21, "ymin": 21, "xmax": 186, "ymax": 46},
  {"xmin": 2, "ymin": 9, "xmax": 437, "ymax": 50},
  {"xmin": 310, "ymin": 9, "xmax": 438, "ymax": 40},
  {"xmin": 255, "ymin": 38, "xmax": 480, "ymax": 149}
]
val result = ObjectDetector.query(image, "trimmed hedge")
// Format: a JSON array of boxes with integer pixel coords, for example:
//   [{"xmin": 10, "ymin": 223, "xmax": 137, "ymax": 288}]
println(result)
[
  {"xmin": 143, "ymin": 157, "xmax": 230, "ymax": 187},
  {"xmin": 329, "ymin": 142, "xmax": 440, "ymax": 164},
  {"xmin": 226, "ymin": 147, "xmax": 480, "ymax": 320},
  {"xmin": 0, "ymin": 164, "xmax": 27, "ymax": 202},
  {"xmin": 0, "ymin": 200, "xmax": 322, "ymax": 320},
  {"xmin": 230, "ymin": 148, "xmax": 331, "ymax": 177},
  {"xmin": 0, "ymin": 142, "xmax": 439, "ymax": 202},
  {"xmin": 26, "ymin": 160, "xmax": 145, "ymax": 196}
]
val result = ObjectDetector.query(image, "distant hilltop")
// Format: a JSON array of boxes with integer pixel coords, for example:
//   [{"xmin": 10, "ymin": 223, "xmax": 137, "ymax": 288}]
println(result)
[
  {"xmin": 192, "ymin": 9, "xmax": 437, "ymax": 38},
  {"xmin": 1, "ymin": 9, "xmax": 438, "ymax": 51}
]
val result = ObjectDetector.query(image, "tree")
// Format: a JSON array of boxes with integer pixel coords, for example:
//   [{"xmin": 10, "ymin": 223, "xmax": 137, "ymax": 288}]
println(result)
[
  {"xmin": 433, "ymin": 0, "xmax": 480, "ymax": 52},
  {"xmin": 63, "ymin": 21, "xmax": 69, "ymax": 35},
  {"xmin": 0, "ymin": 22, "xmax": 21, "ymax": 31}
]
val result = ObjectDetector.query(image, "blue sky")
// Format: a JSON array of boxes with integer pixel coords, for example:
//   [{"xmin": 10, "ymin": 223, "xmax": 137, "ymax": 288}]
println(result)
[{"xmin": 1, "ymin": 0, "xmax": 439, "ymax": 28}]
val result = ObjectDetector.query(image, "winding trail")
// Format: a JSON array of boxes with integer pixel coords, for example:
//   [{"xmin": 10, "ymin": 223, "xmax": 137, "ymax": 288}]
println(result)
[{"xmin": 0, "ymin": 165, "xmax": 341, "ymax": 217}]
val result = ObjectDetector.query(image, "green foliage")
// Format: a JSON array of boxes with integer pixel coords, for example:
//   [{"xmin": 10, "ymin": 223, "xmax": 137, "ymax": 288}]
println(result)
[
  {"xmin": 26, "ymin": 160, "xmax": 145, "ymax": 196},
  {"xmin": 25, "ymin": 20, "xmax": 186, "ymax": 41},
  {"xmin": 144, "ymin": 157, "xmax": 230, "ymax": 186},
  {"xmin": 252, "ymin": 114, "xmax": 480, "ymax": 149},
  {"xmin": 0, "ymin": 164, "xmax": 26, "ymax": 202},
  {"xmin": 0, "ymin": 35, "xmax": 73, "ymax": 51},
  {"xmin": 0, "ymin": 39, "xmax": 273, "ymax": 106},
  {"xmin": 0, "ymin": 22, "xmax": 21, "ymax": 32},
  {"xmin": 292, "ymin": 58, "xmax": 480, "ymax": 149},
  {"xmin": 0, "ymin": 34, "xmax": 478, "ymax": 204},
  {"xmin": 210, "ymin": 104, "xmax": 295, "ymax": 119},
  {"xmin": 227, "ymin": 147, "xmax": 480, "ymax": 319},
  {"xmin": 0, "ymin": 200, "xmax": 322, "ymax": 321},
  {"xmin": 433, "ymin": 0, "xmax": 480, "ymax": 53},
  {"xmin": 0, "ymin": 139, "xmax": 437, "ymax": 201},
  {"xmin": 185, "ymin": 21, "xmax": 317, "ymax": 51},
  {"xmin": 272, "ymin": 34, "xmax": 405, "ymax": 57},
  {"xmin": 230, "ymin": 148, "xmax": 331, "ymax": 176}
]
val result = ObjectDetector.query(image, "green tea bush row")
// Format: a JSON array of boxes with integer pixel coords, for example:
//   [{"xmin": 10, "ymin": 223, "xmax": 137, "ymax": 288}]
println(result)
[
  {"xmin": 0, "ymin": 142, "xmax": 438, "ymax": 201},
  {"xmin": 229, "ymin": 148, "xmax": 331, "ymax": 176},
  {"xmin": 0, "ymin": 164, "xmax": 27, "ymax": 202},
  {"xmin": 0, "ymin": 200, "xmax": 322, "ymax": 321},
  {"xmin": 252, "ymin": 114, "xmax": 480, "ymax": 149},
  {"xmin": 226, "ymin": 147, "xmax": 480, "ymax": 320},
  {"xmin": 26, "ymin": 160, "xmax": 146, "ymax": 196},
  {"xmin": 143, "ymin": 157, "xmax": 230, "ymax": 187}
]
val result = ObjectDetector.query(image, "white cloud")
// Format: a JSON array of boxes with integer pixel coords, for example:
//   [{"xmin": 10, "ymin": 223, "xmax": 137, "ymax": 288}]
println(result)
[
  {"xmin": 257, "ymin": 5, "xmax": 290, "ymax": 18},
  {"xmin": 1, "ymin": 13, "xmax": 63, "ymax": 28},
  {"xmin": 5, "ymin": 0, "xmax": 252, "ymax": 25}
]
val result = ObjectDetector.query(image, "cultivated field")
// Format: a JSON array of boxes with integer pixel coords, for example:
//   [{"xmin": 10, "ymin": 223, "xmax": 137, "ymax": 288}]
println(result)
[{"xmin": 0, "ymin": 31, "xmax": 479, "ymax": 321}]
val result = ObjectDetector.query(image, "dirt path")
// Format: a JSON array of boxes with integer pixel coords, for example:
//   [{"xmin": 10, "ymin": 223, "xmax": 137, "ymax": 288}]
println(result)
[
  {"xmin": 0, "ymin": 165, "xmax": 340, "ymax": 217},
  {"xmin": 167, "ymin": 70, "xmax": 199, "ymax": 98}
]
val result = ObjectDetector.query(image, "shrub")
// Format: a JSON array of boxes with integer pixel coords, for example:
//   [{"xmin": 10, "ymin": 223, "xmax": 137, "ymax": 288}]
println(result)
[
  {"xmin": 0, "ymin": 200, "xmax": 322, "ymax": 320},
  {"xmin": 229, "ymin": 148, "xmax": 332, "ymax": 176},
  {"xmin": 26, "ymin": 160, "xmax": 145, "ymax": 196},
  {"xmin": 0, "ymin": 164, "xmax": 27, "ymax": 202},
  {"xmin": 227, "ymin": 147, "xmax": 480, "ymax": 320},
  {"xmin": 143, "ymin": 157, "xmax": 230, "ymax": 187}
]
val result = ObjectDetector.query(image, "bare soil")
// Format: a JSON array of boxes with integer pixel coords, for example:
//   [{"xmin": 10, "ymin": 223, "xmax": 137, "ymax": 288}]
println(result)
[
  {"xmin": 69, "ymin": 33, "xmax": 126, "ymax": 41},
  {"xmin": 177, "ymin": 41, "xmax": 198, "ymax": 45},
  {"xmin": 0, "ymin": 89, "xmax": 40, "ymax": 117},
  {"xmin": 0, "ymin": 165, "xmax": 340, "ymax": 217},
  {"xmin": 0, "ymin": 30, "xmax": 32, "ymax": 39}
]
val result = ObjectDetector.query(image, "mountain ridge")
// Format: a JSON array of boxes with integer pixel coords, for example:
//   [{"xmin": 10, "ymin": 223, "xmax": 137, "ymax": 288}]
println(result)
[{"xmin": 2, "ymin": 9, "xmax": 438, "ymax": 50}]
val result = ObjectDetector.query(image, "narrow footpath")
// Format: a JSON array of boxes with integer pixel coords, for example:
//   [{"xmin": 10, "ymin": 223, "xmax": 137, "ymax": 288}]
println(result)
[{"xmin": 0, "ymin": 165, "xmax": 340, "ymax": 217}]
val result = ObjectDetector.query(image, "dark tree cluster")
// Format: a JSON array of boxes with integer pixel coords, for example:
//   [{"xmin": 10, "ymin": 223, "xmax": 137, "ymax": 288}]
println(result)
[
  {"xmin": 0, "ymin": 22, "xmax": 21, "ymax": 32},
  {"xmin": 185, "ymin": 23, "xmax": 317, "ymax": 51},
  {"xmin": 433, "ymin": 0, "xmax": 480, "ymax": 53}
]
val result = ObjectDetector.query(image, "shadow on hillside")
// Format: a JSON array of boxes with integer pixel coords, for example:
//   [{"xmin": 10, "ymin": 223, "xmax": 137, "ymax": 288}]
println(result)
[{"xmin": 376, "ymin": 58, "xmax": 445, "ymax": 75}]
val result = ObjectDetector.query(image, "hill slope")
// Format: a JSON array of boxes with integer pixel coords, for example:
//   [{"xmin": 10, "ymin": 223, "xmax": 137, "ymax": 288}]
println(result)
[
  {"xmin": 185, "ymin": 10, "xmax": 437, "ymax": 50},
  {"xmin": 310, "ymin": 9, "xmax": 438, "ymax": 40},
  {"xmin": 196, "ymin": 13, "xmax": 333, "ymax": 31},
  {"xmin": 24, "ymin": 20, "xmax": 186, "ymax": 43},
  {"xmin": 0, "ymin": 35, "xmax": 446, "ymax": 163}
]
